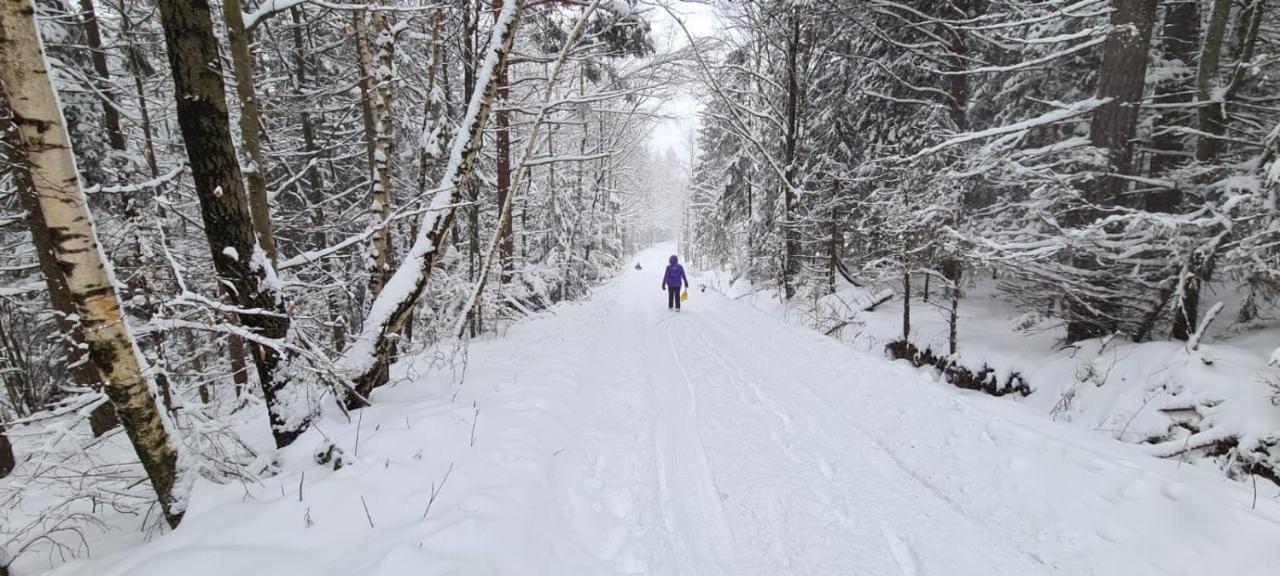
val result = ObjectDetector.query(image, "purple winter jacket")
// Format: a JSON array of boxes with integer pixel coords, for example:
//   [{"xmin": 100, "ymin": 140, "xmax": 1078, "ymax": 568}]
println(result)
[{"xmin": 663, "ymin": 256, "xmax": 688, "ymax": 290}]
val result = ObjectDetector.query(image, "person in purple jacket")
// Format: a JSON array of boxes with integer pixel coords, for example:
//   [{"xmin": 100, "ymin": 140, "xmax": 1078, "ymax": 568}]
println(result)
[{"xmin": 662, "ymin": 255, "xmax": 689, "ymax": 311}]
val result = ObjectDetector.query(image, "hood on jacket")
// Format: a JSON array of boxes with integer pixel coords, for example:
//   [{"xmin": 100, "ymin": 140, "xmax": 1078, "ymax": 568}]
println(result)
[{"xmin": 669, "ymin": 255, "xmax": 679, "ymax": 265}]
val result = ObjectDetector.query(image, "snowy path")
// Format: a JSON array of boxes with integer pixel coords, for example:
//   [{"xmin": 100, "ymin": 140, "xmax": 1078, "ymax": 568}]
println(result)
[{"xmin": 60, "ymin": 245, "xmax": 1280, "ymax": 576}]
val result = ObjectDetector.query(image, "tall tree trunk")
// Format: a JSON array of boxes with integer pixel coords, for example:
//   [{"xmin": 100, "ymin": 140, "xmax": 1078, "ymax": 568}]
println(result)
[
  {"xmin": 1194, "ymin": 0, "xmax": 1233, "ymax": 163},
  {"xmin": 463, "ymin": 0, "xmax": 482, "ymax": 335},
  {"xmin": 1065, "ymin": 0, "xmax": 1157, "ymax": 343},
  {"xmin": 493, "ymin": 0, "xmax": 515, "ymax": 284},
  {"xmin": 1177, "ymin": 0, "xmax": 1263, "ymax": 337},
  {"xmin": 340, "ymin": 0, "xmax": 524, "ymax": 397},
  {"xmin": 356, "ymin": 2, "xmax": 396, "ymax": 299},
  {"xmin": 1147, "ymin": 0, "xmax": 1199, "ymax": 199},
  {"xmin": 290, "ymin": 6, "xmax": 346, "ymax": 347},
  {"xmin": 546, "ymin": 123, "xmax": 559, "ymax": 260},
  {"xmin": 1193, "ymin": 0, "xmax": 1264, "ymax": 164},
  {"xmin": 350, "ymin": 2, "xmax": 397, "ymax": 403},
  {"xmin": 155, "ymin": 0, "xmax": 300, "ymax": 447},
  {"xmin": 2, "ymin": 42, "xmax": 118, "ymax": 437},
  {"xmin": 79, "ymin": 0, "xmax": 125, "ymax": 151},
  {"xmin": 0, "ymin": 0, "xmax": 184, "ymax": 524},
  {"xmin": 221, "ymin": 0, "xmax": 277, "ymax": 262},
  {"xmin": 940, "ymin": 0, "xmax": 972, "ymax": 349},
  {"xmin": 1228, "ymin": 0, "xmax": 1268, "ymax": 323},
  {"xmin": 118, "ymin": 0, "xmax": 159, "ymax": 177},
  {"xmin": 826, "ymin": 183, "xmax": 839, "ymax": 296},
  {"xmin": 902, "ymin": 258, "xmax": 911, "ymax": 341},
  {"xmin": 781, "ymin": 8, "xmax": 800, "ymax": 299}
]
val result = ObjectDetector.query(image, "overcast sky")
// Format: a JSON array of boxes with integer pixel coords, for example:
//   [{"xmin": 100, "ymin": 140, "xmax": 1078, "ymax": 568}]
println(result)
[{"xmin": 644, "ymin": 1, "xmax": 719, "ymax": 163}]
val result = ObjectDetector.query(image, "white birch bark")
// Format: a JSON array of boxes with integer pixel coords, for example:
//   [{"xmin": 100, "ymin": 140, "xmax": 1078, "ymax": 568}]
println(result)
[{"xmin": 0, "ymin": 0, "xmax": 187, "ymax": 526}]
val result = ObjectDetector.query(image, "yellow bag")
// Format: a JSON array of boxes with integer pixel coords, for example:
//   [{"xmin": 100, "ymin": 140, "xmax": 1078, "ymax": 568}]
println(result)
[{"xmin": 681, "ymin": 290, "xmax": 689, "ymax": 302}]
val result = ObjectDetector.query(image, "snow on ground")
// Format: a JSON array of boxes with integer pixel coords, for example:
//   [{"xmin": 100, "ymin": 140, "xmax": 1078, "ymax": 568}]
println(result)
[
  {"xmin": 705, "ymin": 268, "xmax": 1280, "ymax": 478},
  {"xmin": 40, "ymin": 244, "xmax": 1280, "ymax": 575}
]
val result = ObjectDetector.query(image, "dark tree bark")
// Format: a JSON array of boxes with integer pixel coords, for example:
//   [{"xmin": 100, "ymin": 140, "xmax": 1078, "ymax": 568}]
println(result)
[
  {"xmin": 154, "ymin": 0, "xmax": 300, "ymax": 447},
  {"xmin": 291, "ymin": 6, "xmax": 347, "ymax": 347},
  {"xmin": 781, "ymin": 8, "xmax": 800, "ymax": 299},
  {"xmin": 494, "ymin": 0, "xmax": 515, "ymax": 284},
  {"xmin": 118, "ymin": 0, "xmax": 159, "ymax": 177},
  {"xmin": 78, "ymin": 0, "xmax": 125, "ymax": 151},
  {"xmin": 0, "ymin": 421, "xmax": 13, "ymax": 479},
  {"xmin": 941, "ymin": 0, "xmax": 973, "ymax": 353},
  {"xmin": 1088, "ymin": 0, "xmax": 1158, "ymax": 203},
  {"xmin": 826, "ymin": 185, "xmax": 840, "ymax": 296},
  {"xmin": 463, "ymin": 0, "xmax": 482, "ymax": 335},
  {"xmin": 1147, "ymin": 0, "xmax": 1199, "ymax": 202},
  {"xmin": 1175, "ymin": 0, "xmax": 1263, "ymax": 338},
  {"xmin": 228, "ymin": 324, "xmax": 249, "ymax": 398},
  {"xmin": 1065, "ymin": 0, "xmax": 1157, "ymax": 343},
  {"xmin": 1143, "ymin": 1, "xmax": 1200, "ymax": 340},
  {"xmin": 1194, "ymin": 0, "xmax": 1233, "ymax": 163}
]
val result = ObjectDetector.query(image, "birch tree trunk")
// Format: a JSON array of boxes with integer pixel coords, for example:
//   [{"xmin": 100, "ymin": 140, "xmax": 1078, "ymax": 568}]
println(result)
[
  {"xmin": 349, "ymin": 1, "xmax": 398, "ymax": 403},
  {"xmin": 356, "ymin": 2, "xmax": 396, "ymax": 299},
  {"xmin": 154, "ymin": 0, "xmax": 300, "ymax": 447},
  {"xmin": 0, "ymin": 0, "xmax": 184, "ymax": 525},
  {"xmin": 6, "ymin": 113, "xmax": 119, "ymax": 436},
  {"xmin": 340, "ymin": 0, "xmax": 524, "ymax": 399}
]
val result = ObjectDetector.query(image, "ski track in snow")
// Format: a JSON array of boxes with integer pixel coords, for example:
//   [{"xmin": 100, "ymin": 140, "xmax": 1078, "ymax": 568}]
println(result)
[{"xmin": 54, "ymin": 244, "xmax": 1280, "ymax": 576}]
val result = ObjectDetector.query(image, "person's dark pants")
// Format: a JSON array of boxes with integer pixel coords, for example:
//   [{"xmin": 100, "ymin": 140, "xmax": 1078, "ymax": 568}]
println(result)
[{"xmin": 667, "ymin": 286, "xmax": 681, "ymax": 310}]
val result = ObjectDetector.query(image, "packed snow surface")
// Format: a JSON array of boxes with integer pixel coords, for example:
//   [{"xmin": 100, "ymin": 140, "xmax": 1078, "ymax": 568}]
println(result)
[{"xmin": 54, "ymin": 245, "xmax": 1280, "ymax": 575}]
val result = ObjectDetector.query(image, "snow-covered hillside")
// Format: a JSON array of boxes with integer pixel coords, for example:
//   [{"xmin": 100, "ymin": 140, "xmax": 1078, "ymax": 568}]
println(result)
[{"xmin": 41, "ymin": 246, "xmax": 1280, "ymax": 576}]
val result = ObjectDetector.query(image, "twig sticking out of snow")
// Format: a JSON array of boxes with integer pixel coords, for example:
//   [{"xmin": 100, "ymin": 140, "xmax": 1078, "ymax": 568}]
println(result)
[
  {"xmin": 420, "ymin": 462, "xmax": 455, "ymax": 520},
  {"xmin": 354, "ymin": 410, "xmax": 364, "ymax": 457},
  {"xmin": 360, "ymin": 495, "xmax": 375, "ymax": 527},
  {"xmin": 470, "ymin": 402, "xmax": 480, "ymax": 447}
]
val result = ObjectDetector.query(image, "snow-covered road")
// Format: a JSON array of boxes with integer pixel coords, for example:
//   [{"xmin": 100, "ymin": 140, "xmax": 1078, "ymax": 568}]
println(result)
[{"xmin": 59, "ymin": 245, "xmax": 1280, "ymax": 575}]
